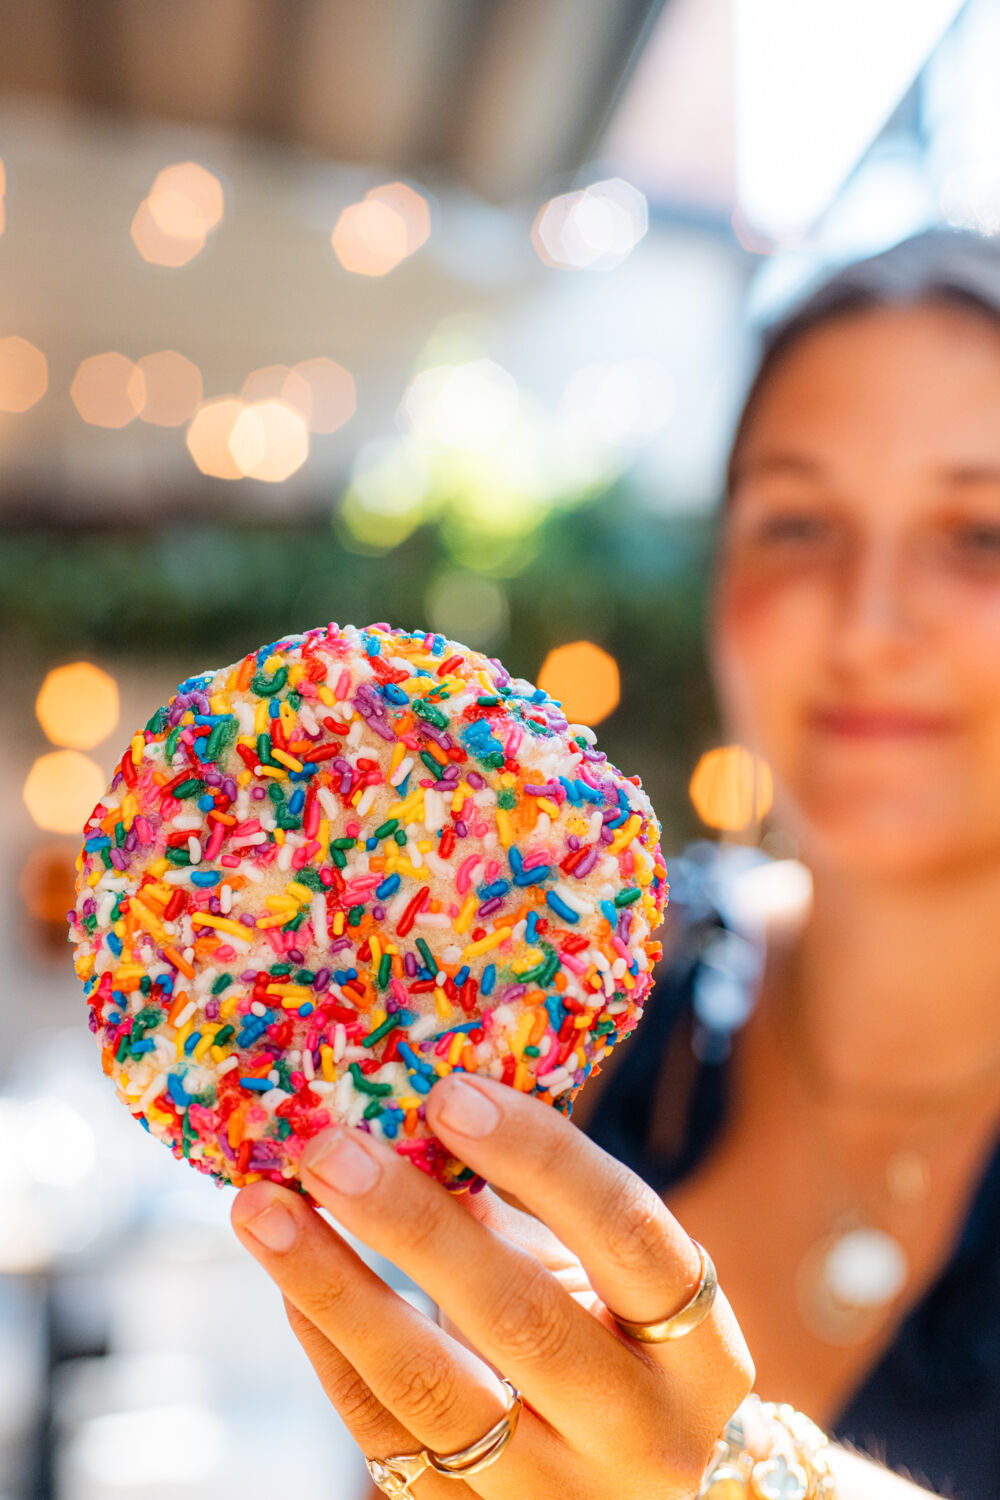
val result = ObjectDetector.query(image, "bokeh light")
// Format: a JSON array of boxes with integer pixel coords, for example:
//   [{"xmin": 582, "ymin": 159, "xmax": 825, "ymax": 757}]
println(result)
[
  {"xmin": 228, "ymin": 399, "xmax": 310, "ymax": 482},
  {"xmin": 291, "ymin": 357, "xmax": 357, "ymax": 433},
  {"xmin": 339, "ymin": 435, "xmax": 431, "ymax": 551},
  {"xmin": 185, "ymin": 396, "xmax": 246, "ymax": 479},
  {"xmin": 689, "ymin": 745, "xmax": 774, "ymax": 832},
  {"xmin": 23, "ymin": 750, "xmax": 106, "ymax": 835},
  {"xmin": 70, "ymin": 353, "xmax": 145, "ymax": 428},
  {"xmin": 400, "ymin": 359, "xmax": 519, "ymax": 451},
  {"xmin": 19, "ymin": 844, "xmax": 78, "ymax": 925},
  {"xmin": 537, "ymin": 641, "xmax": 621, "ymax": 726},
  {"xmin": 332, "ymin": 182, "xmax": 431, "ymax": 276},
  {"xmin": 130, "ymin": 199, "xmax": 205, "ymax": 267},
  {"xmin": 425, "ymin": 570, "xmax": 509, "ymax": 650},
  {"xmin": 559, "ymin": 358, "xmax": 674, "ymax": 447},
  {"xmin": 137, "ymin": 351, "xmax": 203, "ymax": 427},
  {"xmin": 35, "ymin": 662, "xmax": 119, "ymax": 749},
  {"xmin": 532, "ymin": 178, "xmax": 648, "ymax": 271},
  {"xmin": 0, "ymin": 336, "xmax": 48, "ymax": 413},
  {"xmin": 0, "ymin": 156, "xmax": 6, "ymax": 237},
  {"xmin": 131, "ymin": 162, "xmax": 223, "ymax": 267}
]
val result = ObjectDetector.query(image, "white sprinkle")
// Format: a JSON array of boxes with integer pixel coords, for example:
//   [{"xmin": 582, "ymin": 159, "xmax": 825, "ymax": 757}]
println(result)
[
  {"xmin": 277, "ymin": 841, "xmax": 293, "ymax": 871},
  {"xmin": 424, "ymin": 788, "xmax": 445, "ymax": 832},
  {"xmin": 317, "ymin": 786, "xmax": 340, "ymax": 821},
  {"xmin": 173, "ymin": 1000, "xmax": 197, "ymax": 1028},
  {"xmin": 356, "ymin": 784, "xmax": 377, "ymax": 817},
  {"xmin": 408, "ymin": 1013, "xmax": 440, "ymax": 1043},
  {"xmin": 347, "ymin": 720, "xmax": 363, "ymax": 748},
  {"xmin": 217, "ymin": 1056, "xmax": 239, "ymax": 1077},
  {"xmin": 187, "ymin": 836, "xmax": 202, "ymax": 865},
  {"xmin": 302, "ymin": 1049, "xmax": 315, "ymax": 1080},
  {"xmin": 251, "ymin": 1001, "xmax": 267, "ymax": 1017},
  {"xmin": 137, "ymin": 1073, "xmax": 167, "ymax": 1112},
  {"xmin": 333, "ymin": 1022, "xmax": 347, "ymax": 1062},
  {"xmin": 423, "ymin": 850, "xmax": 452, "ymax": 880},
  {"xmin": 219, "ymin": 884, "xmax": 233, "ymax": 914},
  {"xmin": 552, "ymin": 882, "xmax": 593, "ymax": 915},
  {"xmin": 389, "ymin": 757, "xmax": 414, "ymax": 787},
  {"xmin": 311, "ymin": 894, "xmax": 326, "ymax": 937},
  {"xmin": 172, "ymin": 815, "xmax": 203, "ymax": 831},
  {"xmin": 588, "ymin": 810, "xmax": 604, "ymax": 841},
  {"xmin": 406, "ymin": 839, "xmax": 423, "ymax": 869}
]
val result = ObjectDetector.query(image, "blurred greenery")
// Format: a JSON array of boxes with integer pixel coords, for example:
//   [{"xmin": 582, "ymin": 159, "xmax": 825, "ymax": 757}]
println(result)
[{"xmin": 2, "ymin": 492, "xmax": 721, "ymax": 849}]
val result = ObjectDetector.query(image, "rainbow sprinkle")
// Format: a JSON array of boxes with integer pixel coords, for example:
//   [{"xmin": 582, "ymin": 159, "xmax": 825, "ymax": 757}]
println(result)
[{"xmin": 69, "ymin": 623, "xmax": 668, "ymax": 1192}]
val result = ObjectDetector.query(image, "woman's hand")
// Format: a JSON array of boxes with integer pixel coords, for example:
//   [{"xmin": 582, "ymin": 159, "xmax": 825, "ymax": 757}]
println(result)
[{"xmin": 231, "ymin": 1072, "xmax": 755, "ymax": 1498}]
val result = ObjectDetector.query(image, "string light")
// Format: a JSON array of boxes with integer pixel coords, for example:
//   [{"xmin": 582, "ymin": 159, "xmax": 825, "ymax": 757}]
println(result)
[
  {"xmin": 35, "ymin": 662, "xmax": 118, "ymax": 749},
  {"xmin": 689, "ymin": 745, "xmax": 774, "ymax": 831},
  {"xmin": 537, "ymin": 642, "xmax": 621, "ymax": 726},
  {"xmin": 0, "ymin": 336, "xmax": 48, "ymax": 413},
  {"xmin": 23, "ymin": 751, "xmax": 106, "ymax": 835},
  {"xmin": 70, "ymin": 354, "xmax": 145, "ymax": 428}
]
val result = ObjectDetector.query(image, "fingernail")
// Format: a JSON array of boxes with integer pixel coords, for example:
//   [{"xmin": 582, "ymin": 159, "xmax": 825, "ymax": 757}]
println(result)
[
  {"xmin": 303, "ymin": 1130, "xmax": 380, "ymax": 1196},
  {"xmin": 243, "ymin": 1203, "xmax": 297, "ymax": 1253},
  {"xmin": 436, "ymin": 1077, "xmax": 500, "ymax": 1138}
]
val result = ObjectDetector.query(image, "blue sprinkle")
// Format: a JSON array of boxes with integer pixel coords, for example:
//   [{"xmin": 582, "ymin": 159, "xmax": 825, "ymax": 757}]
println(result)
[
  {"xmin": 84, "ymin": 835, "xmax": 112, "ymax": 851},
  {"xmin": 298, "ymin": 1002, "xmax": 314, "ymax": 1017},
  {"xmin": 268, "ymin": 700, "xmax": 281, "ymax": 718},
  {"xmin": 526, "ymin": 911, "xmax": 539, "ymax": 942},
  {"xmin": 382, "ymin": 683, "xmax": 408, "ymax": 705},
  {"xmin": 184, "ymin": 1031, "xmax": 201, "ymax": 1055},
  {"xmin": 366, "ymin": 837, "xmax": 378, "ymax": 851},
  {"xmin": 106, "ymin": 1010, "xmax": 122, "ymax": 1026},
  {"xmin": 429, "ymin": 1020, "xmax": 481, "ymax": 1040},
  {"xmin": 167, "ymin": 1074, "xmax": 190, "ymax": 1105},
  {"xmin": 409, "ymin": 1073, "xmax": 432, "ymax": 1094},
  {"xmin": 107, "ymin": 933, "xmax": 123, "ymax": 957},
  {"xmin": 559, "ymin": 777, "xmax": 582, "ymax": 805},
  {"xmin": 454, "ymin": 965, "xmax": 470, "ymax": 988},
  {"xmin": 289, "ymin": 788, "xmax": 305, "ymax": 815},
  {"xmin": 508, "ymin": 847, "xmax": 524, "ymax": 875},
  {"xmin": 605, "ymin": 807, "xmax": 629, "ymax": 829},
  {"xmin": 600, "ymin": 900, "xmax": 618, "ymax": 926},
  {"xmin": 546, "ymin": 892, "xmax": 580, "ymax": 925},
  {"xmin": 545, "ymin": 996, "xmax": 565, "ymax": 1033},
  {"xmin": 190, "ymin": 870, "xmax": 221, "ymax": 887},
  {"xmin": 197, "ymin": 794, "xmax": 215, "ymax": 811},
  {"xmin": 481, "ymin": 964, "xmax": 496, "ymax": 996},
  {"xmin": 130, "ymin": 1038, "xmax": 155, "ymax": 1055},
  {"xmin": 515, "ymin": 865, "xmax": 551, "ymax": 887},
  {"xmin": 530, "ymin": 688, "xmax": 547, "ymax": 703},
  {"xmin": 380, "ymin": 1111, "xmax": 401, "ymax": 1139},
  {"xmin": 376, "ymin": 874, "xmax": 401, "ymax": 900},
  {"xmin": 239, "ymin": 1077, "xmax": 273, "ymax": 1092},
  {"xmin": 575, "ymin": 780, "xmax": 604, "ymax": 804}
]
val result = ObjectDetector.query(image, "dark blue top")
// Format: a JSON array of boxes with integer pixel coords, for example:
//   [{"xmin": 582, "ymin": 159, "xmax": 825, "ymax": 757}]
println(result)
[{"xmin": 584, "ymin": 845, "xmax": 1000, "ymax": 1500}]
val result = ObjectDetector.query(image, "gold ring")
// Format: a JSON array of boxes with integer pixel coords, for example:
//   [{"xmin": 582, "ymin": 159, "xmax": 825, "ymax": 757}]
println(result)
[
  {"xmin": 366, "ymin": 1377, "xmax": 522, "ymax": 1496},
  {"xmin": 608, "ymin": 1239, "xmax": 718, "ymax": 1343}
]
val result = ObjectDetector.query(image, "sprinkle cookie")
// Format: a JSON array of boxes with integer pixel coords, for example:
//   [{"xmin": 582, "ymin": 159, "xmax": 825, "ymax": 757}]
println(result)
[{"xmin": 70, "ymin": 624, "xmax": 667, "ymax": 1191}]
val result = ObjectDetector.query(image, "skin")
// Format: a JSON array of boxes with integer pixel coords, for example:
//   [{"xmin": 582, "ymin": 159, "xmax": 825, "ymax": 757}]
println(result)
[{"xmin": 230, "ymin": 301, "xmax": 999, "ymax": 1498}]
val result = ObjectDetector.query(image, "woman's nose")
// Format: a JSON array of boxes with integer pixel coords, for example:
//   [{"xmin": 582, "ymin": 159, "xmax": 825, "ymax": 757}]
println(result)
[{"xmin": 828, "ymin": 536, "xmax": 920, "ymax": 675}]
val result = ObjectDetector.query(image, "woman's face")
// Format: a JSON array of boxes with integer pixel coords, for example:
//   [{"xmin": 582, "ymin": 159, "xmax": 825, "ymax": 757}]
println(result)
[{"xmin": 712, "ymin": 300, "xmax": 1000, "ymax": 879}]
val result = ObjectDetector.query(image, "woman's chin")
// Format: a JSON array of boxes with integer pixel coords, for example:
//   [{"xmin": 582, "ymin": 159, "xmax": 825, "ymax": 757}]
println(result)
[{"xmin": 788, "ymin": 796, "xmax": 986, "ymax": 881}]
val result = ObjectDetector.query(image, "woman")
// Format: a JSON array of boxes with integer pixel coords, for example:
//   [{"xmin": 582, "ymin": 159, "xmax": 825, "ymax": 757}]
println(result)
[{"xmin": 230, "ymin": 228, "xmax": 1000, "ymax": 1499}]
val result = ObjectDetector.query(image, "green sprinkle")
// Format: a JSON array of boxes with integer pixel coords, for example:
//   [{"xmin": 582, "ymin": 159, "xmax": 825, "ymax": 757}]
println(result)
[
  {"xmin": 269, "ymin": 963, "xmax": 294, "ymax": 976},
  {"xmin": 267, "ymin": 781, "xmax": 285, "ymax": 804},
  {"xmin": 373, "ymin": 818, "xmax": 399, "ymax": 839},
  {"xmin": 294, "ymin": 868, "xmax": 325, "ymax": 892},
  {"xmin": 477, "ymin": 695, "xmax": 500, "ymax": 706},
  {"xmin": 331, "ymin": 836, "xmax": 356, "ymax": 849},
  {"xmin": 256, "ymin": 733, "xmax": 273, "ymax": 766},
  {"xmin": 213, "ymin": 1024, "xmax": 236, "ymax": 1047},
  {"xmin": 361, "ymin": 1013, "xmax": 400, "ymax": 1046},
  {"xmin": 210, "ymin": 973, "xmax": 233, "ymax": 995},
  {"xmin": 114, "ymin": 820, "xmax": 127, "ymax": 847},
  {"xmin": 172, "ymin": 777, "xmax": 202, "ymax": 799},
  {"xmin": 165, "ymin": 726, "xmax": 182, "ymax": 761},
  {"xmin": 287, "ymin": 690, "xmax": 302, "ymax": 710},
  {"xmin": 614, "ymin": 887, "xmax": 642, "ymax": 907},
  {"xmin": 205, "ymin": 717, "xmax": 237, "ymax": 760},
  {"xmin": 252, "ymin": 666, "xmax": 288, "ymax": 696},
  {"xmin": 146, "ymin": 706, "xmax": 169, "ymax": 735},
  {"xmin": 497, "ymin": 789, "xmax": 517, "ymax": 809},
  {"xmin": 330, "ymin": 848, "xmax": 347, "ymax": 868},
  {"xmin": 363, "ymin": 1098, "xmax": 384, "ymax": 1120},
  {"xmin": 347, "ymin": 904, "xmax": 365, "ymax": 926},
  {"xmin": 394, "ymin": 828, "xmax": 408, "ymax": 845},
  {"xmin": 413, "ymin": 699, "xmax": 449, "ymax": 729},
  {"xmin": 416, "ymin": 937, "xmax": 437, "ymax": 973},
  {"xmin": 164, "ymin": 846, "xmax": 191, "ymax": 866},
  {"xmin": 295, "ymin": 968, "xmax": 317, "ymax": 984},
  {"xmin": 524, "ymin": 1045, "xmax": 541, "ymax": 1057},
  {"xmin": 377, "ymin": 952, "xmax": 392, "ymax": 990},
  {"xmin": 420, "ymin": 751, "xmax": 446, "ymax": 779},
  {"xmin": 349, "ymin": 1062, "xmax": 393, "ymax": 1097}
]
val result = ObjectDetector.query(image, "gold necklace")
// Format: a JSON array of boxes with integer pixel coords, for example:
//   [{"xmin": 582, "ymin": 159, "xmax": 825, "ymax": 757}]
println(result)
[{"xmin": 768, "ymin": 957, "xmax": 1000, "ymax": 1347}]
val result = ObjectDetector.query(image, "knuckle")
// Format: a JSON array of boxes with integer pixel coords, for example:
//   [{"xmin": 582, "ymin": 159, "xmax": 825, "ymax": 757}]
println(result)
[
  {"xmin": 598, "ymin": 1172, "xmax": 670, "ymax": 1277},
  {"xmin": 391, "ymin": 1345, "xmax": 461, "ymax": 1427},
  {"xmin": 300, "ymin": 1268, "xmax": 351, "ymax": 1328},
  {"xmin": 326, "ymin": 1364, "xmax": 390, "ymax": 1442},
  {"xmin": 486, "ymin": 1257, "xmax": 573, "ymax": 1366}
]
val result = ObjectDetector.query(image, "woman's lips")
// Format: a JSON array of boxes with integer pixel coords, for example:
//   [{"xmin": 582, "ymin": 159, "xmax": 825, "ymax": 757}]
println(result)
[{"xmin": 808, "ymin": 706, "xmax": 958, "ymax": 738}]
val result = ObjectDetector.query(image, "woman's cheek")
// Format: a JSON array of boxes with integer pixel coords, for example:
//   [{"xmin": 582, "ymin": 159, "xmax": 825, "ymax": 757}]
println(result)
[{"xmin": 711, "ymin": 571, "xmax": 822, "ymax": 751}]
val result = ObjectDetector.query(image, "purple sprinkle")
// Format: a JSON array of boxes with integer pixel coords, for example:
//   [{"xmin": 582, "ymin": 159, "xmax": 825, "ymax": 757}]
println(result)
[
  {"xmin": 467, "ymin": 772, "xmax": 486, "ymax": 790},
  {"xmin": 205, "ymin": 1000, "xmax": 220, "ymax": 1020},
  {"xmin": 500, "ymin": 984, "xmax": 527, "ymax": 1003},
  {"xmin": 251, "ymin": 786, "xmax": 266, "ymax": 800},
  {"xmin": 599, "ymin": 825, "xmax": 614, "ymax": 845},
  {"xmin": 572, "ymin": 845, "xmax": 600, "ymax": 877},
  {"xmin": 314, "ymin": 967, "xmax": 330, "ymax": 991},
  {"xmin": 204, "ymin": 770, "xmax": 222, "ymax": 787},
  {"xmin": 223, "ymin": 777, "xmax": 238, "ymax": 799},
  {"xmin": 403, "ymin": 952, "xmax": 417, "ymax": 977},
  {"xmin": 240, "ymin": 913, "xmax": 257, "ymax": 928},
  {"xmin": 208, "ymin": 897, "xmax": 221, "ymax": 915},
  {"xmin": 372, "ymin": 903, "xmax": 386, "ymax": 921},
  {"xmin": 567, "ymin": 834, "xmax": 581, "ymax": 850},
  {"xmin": 455, "ymin": 821, "xmax": 468, "ymax": 838},
  {"xmin": 288, "ymin": 947, "xmax": 305, "ymax": 963},
  {"xmin": 477, "ymin": 897, "xmax": 502, "ymax": 917},
  {"xmin": 239, "ymin": 969, "xmax": 257, "ymax": 982},
  {"xmin": 109, "ymin": 848, "xmax": 129, "ymax": 870},
  {"xmin": 124, "ymin": 829, "xmax": 138, "ymax": 852}
]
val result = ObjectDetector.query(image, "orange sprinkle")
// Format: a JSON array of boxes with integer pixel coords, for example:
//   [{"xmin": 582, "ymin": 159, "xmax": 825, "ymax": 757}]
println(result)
[
  {"xmin": 236, "ymin": 655, "xmax": 255, "ymax": 690},
  {"xmin": 403, "ymin": 1109, "xmax": 418, "ymax": 1136},
  {"xmin": 163, "ymin": 946, "xmax": 195, "ymax": 979},
  {"xmin": 461, "ymin": 1044, "xmax": 477, "ymax": 1071},
  {"xmin": 167, "ymin": 990, "xmax": 190, "ymax": 1025}
]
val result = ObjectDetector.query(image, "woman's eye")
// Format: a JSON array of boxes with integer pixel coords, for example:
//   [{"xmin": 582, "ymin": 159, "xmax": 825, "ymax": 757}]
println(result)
[
  {"xmin": 951, "ymin": 522, "xmax": 1000, "ymax": 557},
  {"xmin": 753, "ymin": 512, "xmax": 833, "ymax": 545}
]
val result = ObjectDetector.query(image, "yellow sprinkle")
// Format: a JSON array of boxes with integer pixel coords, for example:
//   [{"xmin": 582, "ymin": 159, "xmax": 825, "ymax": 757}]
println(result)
[
  {"xmin": 448, "ymin": 1033, "xmax": 465, "ymax": 1066},
  {"xmin": 462, "ymin": 928, "xmax": 512, "ymax": 958},
  {"xmin": 130, "ymin": 733, "xmax": 144, "ymax": 766},
  {"xmin": 512, "ymin": 947, "xmax": 544, "ymax": 975},
  {"xmin": 333, "ymin": 910, "xmax": 345, "ymax": 936},
  {"xmin": 511, "ymin": 1010, "xmax": 534, "ymax": 1059},
  {"xmin": 180, "ymin": 710, "xmax": 194, "ymax": 725},
  {"xmin": 271, "ymin": 748, "xmax": 304, "ymax": 773},
  {"xmin": 193, "ymin": 1027, "xmax": 219, "ymax": 1062},
  {"xmin": 129, "ymin": 898, "xmax": 168, "ymax": 945},
  {"xmin": 254, "ymin": 700, "xmax": 269, "ymax": 734},
  {"xmin": 273, "ymin": 828, "xmax": 285, "ymax": 847},
  {"xmin": 318, "ymin": 818, "xmax": 331, "ymax": 851},
  {"xmin": 264, "ymin": 653, "xmax": 282, "ymax": 671},
  {"xmin": 389, "ymin": 741, "xmax": 406, "ymax": 774},
  {"xmin": 398, "ymin": 1096, "xmax": 421, "ymax": 1111},
  {"xmin": 193, "ymin": 912, "xmax": 253, "ymax": 939},
  {"xmin": 320, "ymin": 1044, "xmax": 336, "ymax": 1082},
  {"xmin": 608, "ymin": 814, "xmax": 642, "ymax": 856},
  {"xmin": 350, "ymin": 787, "xmax": 362, "ymax": 806},
  {"xmin": 86, "ymin": 870, "xmax": 101, "ymax": 887},
  {"xmin": 286, "ymin": 663, "xmax": 304, "ymax": 689},
  {"xmin": 514, "ymin": 1061, "xmax": 533, "ymax": 1092},
  {"xmin": 454, "ymin": 895, "xmax": 477, "ymax": 934},
  {"xmin": 147, "ymin": 858, "xmax": 169, "ymax": 877},
  {"xmin": 285, "ymin": 881, "xmax": 314, "ymax": 903},
  {"xmin": 258, "ymin": 765, "xmax": 287, "ymax": 781},
  {"xmin": 538, "ymin": 797, "xmax": 560, "ymax": 818},
  {"xmin": 317, "ymin": 684, "xmax": 335, "ymax": 706},
  {"xmin": 370, "ymin": 936, "xmax": 381, "ymax": 966},
  {"xmin": 434, "ymin": 986, "xmax": 451, "ymax": 1017},
  {"xmin": 220, "ymin": 993, "xmax": 240, "ymax": 1017},
  {"xmin": 256, "ymin": 913, "xmax": 294, "ymax": 930},
  {"xmin": 211, "ymin": 692, "xmax": 229, "ymax": 713},
  {"xmin": 175, "ymin": 1020, "xmax": 194, "ymax": 1058},
  {"xmin": 496, "ymin": 810, "xmax": 514, "ymax": 848},
  {"xmin": 370, "ymin": 1008, "xmax": 387, "ymax": 1029},
  {"xmin": 237, "ymin": 769, "xmax": 252, "ymax": 787}
]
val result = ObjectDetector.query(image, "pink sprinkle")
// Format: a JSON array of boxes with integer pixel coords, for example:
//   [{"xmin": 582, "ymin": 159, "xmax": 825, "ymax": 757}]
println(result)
[
  {"xmin": 345, "ymin": 821, "xmax": 360, "ymax": 838},
  {"xmin": 472, "ymin": 821, "xmax": 490, "ymax": 838},
  {"xmin": 204, "ymin": 822, "xmax": 225, "ymax": 861},
  {"xmin": 303, "ymin": 795, "xmax": 320, "ymax": 839},
  {"xmin": 559, "ymin": 950, "xmax": 587, "ymax": 975},
  {"xmin": 484, "ymin": 859, "xmax": 500, "ymax": 883},
  {"xmin": 215, "ymin": 945, "xmax": 237, "ymax": 961},
  {"xmin": 134, "ymin": 815, "xmax": 153, "ymax": 844},
  {"xmin": 455, "ymin": 855, "xmax": 482, "ymax": 894},
  {"xmin": 334, "ymin": 668, "xmax": 352, "ymax": 700},
  {"xmin": 220, "ymin": 854, "xmax": 240, "ymax": 868}
]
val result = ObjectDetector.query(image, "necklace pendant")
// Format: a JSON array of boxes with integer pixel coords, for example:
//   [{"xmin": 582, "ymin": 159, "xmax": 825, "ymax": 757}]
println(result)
[{"xmin": 796, "ymin": 1224, "xmax": 909, "ymax": 1346}]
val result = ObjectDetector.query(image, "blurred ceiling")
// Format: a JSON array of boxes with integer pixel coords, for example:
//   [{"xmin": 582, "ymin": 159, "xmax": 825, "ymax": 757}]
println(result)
[{"xmin": 0, "ymin": 0, "xmax": 667, "ymax": 202}]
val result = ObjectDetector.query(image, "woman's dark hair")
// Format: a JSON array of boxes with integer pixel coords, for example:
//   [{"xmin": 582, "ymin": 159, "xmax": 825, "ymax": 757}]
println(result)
[{"xmin": 726, "ymin": 227, "xmax": 1000, "ymax": 495}]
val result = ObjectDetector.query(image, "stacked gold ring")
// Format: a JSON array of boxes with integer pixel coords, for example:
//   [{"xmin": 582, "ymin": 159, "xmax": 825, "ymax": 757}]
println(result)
[{"xmin": 367, "ymin": 1377, "xmax": 522, "ymax": 1497}]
